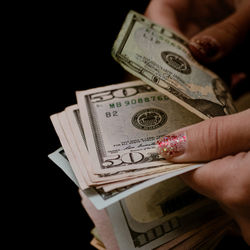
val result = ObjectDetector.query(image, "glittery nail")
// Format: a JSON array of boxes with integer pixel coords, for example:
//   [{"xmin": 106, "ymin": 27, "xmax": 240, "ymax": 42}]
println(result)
[
  {"xmin": 189, "ymin": 36, "xmax": 220, "ymax": 61},
  {"xmin": 156, "ymin": 133, "xmax": 187, "ymax": 159}
]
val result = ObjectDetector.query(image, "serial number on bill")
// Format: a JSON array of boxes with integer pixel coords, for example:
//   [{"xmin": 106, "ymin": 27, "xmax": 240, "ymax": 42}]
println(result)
[{"xmin": 109, "ymin": 95, "xmax": 169, "ymax": 108}]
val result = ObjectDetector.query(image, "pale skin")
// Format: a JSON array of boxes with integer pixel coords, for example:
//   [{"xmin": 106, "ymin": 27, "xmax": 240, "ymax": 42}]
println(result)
[{"xmin": 145, "ymin": 0, "xmax": 250, "ymax": 244}]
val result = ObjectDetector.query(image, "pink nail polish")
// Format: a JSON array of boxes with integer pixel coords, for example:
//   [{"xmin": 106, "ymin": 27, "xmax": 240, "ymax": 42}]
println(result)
[{"xmin": 156, "ymin": 133, "xmax": 187, "ymax": 159}]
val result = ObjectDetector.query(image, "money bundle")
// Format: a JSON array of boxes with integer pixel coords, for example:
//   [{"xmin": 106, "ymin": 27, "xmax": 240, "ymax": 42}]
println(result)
[{"xmin": 49, "ymin": 11, "xmax": 236, "ymax": 249}]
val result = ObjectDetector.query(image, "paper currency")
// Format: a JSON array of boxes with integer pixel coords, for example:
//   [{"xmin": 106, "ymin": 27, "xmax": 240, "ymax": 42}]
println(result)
[
  {"xmin": 90, "ymin": 238, "xmax": 106, "ymax": 250},
  {"xmin": 49, "ymin": 148, "xmax": 233, "ymax": 249},
  {"xmin": 49, "ymin": 145, "xmax": 202, "ymax": 210},
  {"xmin": 48, "ymin": 10, "xmax": 240, "ymax": 249},
  {"xmin": 80, "ymin": 182, "xmax": 232, "ymax": 250},
  {"xmin": 91, "ymin": 228, "xmax": 102, "ymax": 243},
  {"xmin": 90, "ymin": 218, "xmax": 231, "ymax": 250},
  {"xmin": 79, "ymin": 189, "xmax": 119, "ymax": 250},
  {"xmin": 48, "ymin": 147, "xmax": 79, "ymax": 186},
  {"xmin": 155, "ymin": 216, "xmax": 234, "ymax": 250},
  {"xmin": 50, "ymin": 113, "xmax": 88, "ymax": 189},
  {"xmin": 76, "ymin": 80, "xmax": 202, "ymax": 174},
  {"xmin": 106, "ymin": 177, "xmax": 226, "ymax": 250},
  {"xmin": 49, "ymin": 80, "xmax": 213, "ymax": 210},
  {"xmin": 63, "ymin": 103, "xmax": 192, "ymax": 184},
  {"xmin": 112, "ymin": 11, "xmax": 236, "ymax": 120}
]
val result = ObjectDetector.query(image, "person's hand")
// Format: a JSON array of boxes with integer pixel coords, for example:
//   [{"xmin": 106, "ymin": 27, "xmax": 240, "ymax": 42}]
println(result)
[
  {"xmin": 146, "ymin": 1, "xmax": 250, "ymax": 243},
  {"xmin": 157, "ymin": 109, "xmax": 250, "ymax": 244},
  {"xmin": 145, "ymin": 0, "xmax": 250, "ymax": 87},
  {"xmin": 145, "ymin": 0, "xmax": 250, "ymax": 61}
]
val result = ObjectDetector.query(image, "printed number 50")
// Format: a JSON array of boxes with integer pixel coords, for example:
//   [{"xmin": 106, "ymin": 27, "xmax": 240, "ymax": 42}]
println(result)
[{"xmin": 102, "ymin": 152, "xmax": 144, "ymax": 168}]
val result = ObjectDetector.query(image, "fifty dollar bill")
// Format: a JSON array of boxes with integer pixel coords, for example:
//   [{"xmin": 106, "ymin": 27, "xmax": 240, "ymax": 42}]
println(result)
[{"xmin": 76, "ymin": 80, "xmax": 202, "ymax": 174}]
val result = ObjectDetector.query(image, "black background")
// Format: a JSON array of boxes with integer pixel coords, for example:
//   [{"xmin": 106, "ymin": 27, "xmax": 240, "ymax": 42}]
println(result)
[
  {"xmin": 42, "ymin": 1, "xmax": 250, "ymax": 249},
  {"xmin": 44, "ymin": 1, "xmax": 149, "ymax": 249}
]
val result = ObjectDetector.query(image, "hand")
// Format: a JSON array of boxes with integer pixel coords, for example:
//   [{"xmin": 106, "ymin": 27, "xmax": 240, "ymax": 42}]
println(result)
[
  {"xmin": 157, "ymin": 109, "xmax": 250, "ymax": 244},
  {"xmin": 145, "ymin": 0, "xmax": 250, "ymax": 87}
]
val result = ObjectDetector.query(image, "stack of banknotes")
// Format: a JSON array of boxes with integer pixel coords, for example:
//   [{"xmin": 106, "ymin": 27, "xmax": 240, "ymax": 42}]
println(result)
[{"xmin": 48, "ymin": 11, "xmax": 238, "ymax": 249}]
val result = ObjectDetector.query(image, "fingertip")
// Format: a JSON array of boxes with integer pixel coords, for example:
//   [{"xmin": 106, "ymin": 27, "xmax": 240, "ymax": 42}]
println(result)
[
  {"xmin": 189, "ymin": 35, "xmax": 221, "ymax": 63},
  {"xmin": 189, "ymin": 5, "xmax": 250, "ymax": 63},
  {"xmin": 179, "ymin": 165, "xmax": 214, "ymax": 199},
  {"xmin": 179, "ymin": 170, "xmax": 194, "ymax": 185},
  {"xmin": 156, "ymin": 133, "xmax": 187, "ymax": 160}
]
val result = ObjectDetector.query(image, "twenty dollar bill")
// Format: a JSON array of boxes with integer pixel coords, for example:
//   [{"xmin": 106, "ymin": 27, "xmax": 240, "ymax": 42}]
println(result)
[{"xmin": 112, "ymin": 11, "xmax": 236, "ymax": 120}]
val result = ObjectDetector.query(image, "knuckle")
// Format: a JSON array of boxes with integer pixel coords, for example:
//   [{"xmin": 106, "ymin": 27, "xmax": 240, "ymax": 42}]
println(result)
[
  {"xmin": 201, "ymin": 118, "xmax": 222, "ymax": 160},
  {"xmin": 216, "ymin": 19, "xmax": 241, "ymax": 44},
  {"xmin": 223, "ymin": 19, "xmax": 240, "ymax": 37}
]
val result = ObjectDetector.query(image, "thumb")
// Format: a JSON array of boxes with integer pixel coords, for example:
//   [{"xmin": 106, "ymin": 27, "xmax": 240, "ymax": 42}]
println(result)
[
  {"xmin": 157, "ymin": 109, "xmax": 250, "ymax": 162},
  {"xmin": 188, "ymin": 2, "xmax": 250, "ymax": 63},
  {"xmin": 180, "ymin": 151, "xmax": 250, "ymax": 245}
]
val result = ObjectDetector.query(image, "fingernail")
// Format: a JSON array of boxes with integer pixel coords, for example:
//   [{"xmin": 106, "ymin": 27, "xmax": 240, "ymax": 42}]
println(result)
[
  {"xmin": 189, "ymin": 36, "xmax": 220, "ymax": 61},
  {"xmin": 156, "ymin": 133, "xmax": 187, "ymax": 159}
]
